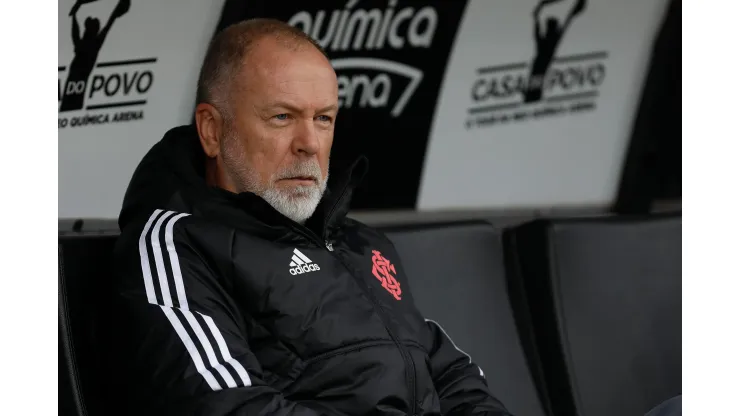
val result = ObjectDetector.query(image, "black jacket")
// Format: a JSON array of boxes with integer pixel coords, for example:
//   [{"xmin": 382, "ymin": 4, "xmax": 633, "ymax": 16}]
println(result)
[{"xmin": 108, "ymin": 125, "xmax": 511, "ymax": 415}]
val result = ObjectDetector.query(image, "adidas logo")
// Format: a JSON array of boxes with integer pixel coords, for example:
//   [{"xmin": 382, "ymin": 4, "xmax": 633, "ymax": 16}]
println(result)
[{"xmin": 289, "ymin": 248, "xmax": 321, "ymax": 275}]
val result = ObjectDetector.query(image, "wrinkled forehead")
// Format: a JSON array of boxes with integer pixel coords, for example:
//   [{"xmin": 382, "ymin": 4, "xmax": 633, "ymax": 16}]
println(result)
[{"xmin": 236, "ymin": 39, "xmax": 338, "ymax": 110}]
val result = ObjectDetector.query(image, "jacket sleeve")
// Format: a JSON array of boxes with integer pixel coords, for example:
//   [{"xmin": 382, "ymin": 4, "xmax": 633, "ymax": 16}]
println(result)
[
  {"xmin": 107, "ymin": 211, "xmax": 342, "ymax": 416},
  {"xmin": 424, "ymin": 319, "xmax": 513, "ymax": 416}
]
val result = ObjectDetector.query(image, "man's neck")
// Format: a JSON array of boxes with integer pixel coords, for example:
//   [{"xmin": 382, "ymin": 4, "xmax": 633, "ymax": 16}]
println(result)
[{"xmin": 204, "ymin": 158, "xmax": 238, "ymax": 194}]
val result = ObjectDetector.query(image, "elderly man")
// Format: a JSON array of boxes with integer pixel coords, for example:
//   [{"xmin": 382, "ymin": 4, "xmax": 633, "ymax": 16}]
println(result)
[{"xmin": 108, "ymin": 19, "xmax": 511, "ymax": 416}]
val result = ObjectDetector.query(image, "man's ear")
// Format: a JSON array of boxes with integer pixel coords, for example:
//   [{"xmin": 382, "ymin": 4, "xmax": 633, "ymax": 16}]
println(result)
[{"xmin": 194, "ymin": 103, "xmax": 225, "ymax": 158}]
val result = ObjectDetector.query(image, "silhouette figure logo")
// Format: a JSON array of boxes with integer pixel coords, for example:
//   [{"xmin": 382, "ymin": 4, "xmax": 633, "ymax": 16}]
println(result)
[
  {"xmin": 59, "ymin": 0, "xmax": 130, "ymax": 112},
  {"xmin": 464, "ymin": 0, "xmax": 603, "ymax": 130},
  {"xmin": 523, "ymin": 0, "xmax": 587, "ymax": 103},
  {"xmin": 371, "ymin": 250, "xmax": 402, "ymax": 301}
]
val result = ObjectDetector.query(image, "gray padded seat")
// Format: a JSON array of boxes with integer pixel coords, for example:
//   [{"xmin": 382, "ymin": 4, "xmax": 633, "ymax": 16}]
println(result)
[
  {"xmin": 504, "ymin": 215, "xmax": 681, "ymax": 416},
  {"xmin": 385, "ymin": 221, "xmax": 546, "ymax": 416}
]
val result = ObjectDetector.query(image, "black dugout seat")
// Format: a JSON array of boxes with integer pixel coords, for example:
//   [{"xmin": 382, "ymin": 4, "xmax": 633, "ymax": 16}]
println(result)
[
  {"xmin": 385, "ymin": 221, "xmax": 547, "ymax": 416},
  {"xmin": 503, "ymin": 215, "xmax": 681, "ymax": 416},
  {"xmin": 59, "ymin": 234, "xmax": 118, "ymax": 416}
]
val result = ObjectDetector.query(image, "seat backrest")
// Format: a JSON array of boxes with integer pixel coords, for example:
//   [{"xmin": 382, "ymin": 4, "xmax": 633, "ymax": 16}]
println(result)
[
  {"xmin": 504, "ymin": 215, "xmax": 681, "ymax": 416},
  {"xmin": 59, "ymin": 234, "xmax": 119, "ymax": 416},
  {"xmin": 384, "ymin": 221, "xmax": 546, "ymax": 416}
]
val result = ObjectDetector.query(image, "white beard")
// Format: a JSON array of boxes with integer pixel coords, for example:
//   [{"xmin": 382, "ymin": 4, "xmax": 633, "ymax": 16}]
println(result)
[
  {"xmin": 260, "ymin": 180, "xmax": 327, "ymax": 224},
  {"xmin": 221, "ymin": 131, "xmax": 328, "ymax": 224}
]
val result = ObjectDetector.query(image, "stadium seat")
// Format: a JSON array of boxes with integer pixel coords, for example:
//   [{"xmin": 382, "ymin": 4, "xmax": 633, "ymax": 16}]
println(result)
[
  {"xmin": 59, "ymin": 234, "xmax": 118, "ymax": 416},
  {"xmin": 385, "ymin": 221, "xmax": 547, "ymax": 416},
  {"xmin": 503, "ymin": 215, "xmax": 681, "ymax": 416}
]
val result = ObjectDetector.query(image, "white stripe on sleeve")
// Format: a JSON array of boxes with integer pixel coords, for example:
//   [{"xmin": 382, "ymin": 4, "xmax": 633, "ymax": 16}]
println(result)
[
  {"xmin": 141, "ymin": 209, "xmax": 251, "ymax": 389},
  {"xmin": 164, "ymin": 212, "xmax": 191, "ymax": 310},
  {"xmin": 199, "ymin": 312, "xmax": 252, "ymax": 387},
  {"xmin": 151, "ymin": 210, "xmax": 176, "ymax": 307},
  {"xmin": 181, "ymin": 309, "xmax": 237, "ymax": 388},
  {"xmin": 160, "ymin": 306, "xmax": 222, "ymax": 391},
  {"xmin": 138, "ymin": 209, "xmax": 162, "ymax": 304}
]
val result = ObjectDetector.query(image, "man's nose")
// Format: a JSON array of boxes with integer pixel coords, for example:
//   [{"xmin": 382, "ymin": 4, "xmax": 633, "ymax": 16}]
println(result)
[{"xmin": 292, "ymin": 119, "xmax": 320, "ymax": 156}]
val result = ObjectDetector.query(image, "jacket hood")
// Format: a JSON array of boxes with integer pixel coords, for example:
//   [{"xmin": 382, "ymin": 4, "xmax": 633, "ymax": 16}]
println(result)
[{"xmin": 119, "ymin": 124, "xmax": 367, "ymax": 237}]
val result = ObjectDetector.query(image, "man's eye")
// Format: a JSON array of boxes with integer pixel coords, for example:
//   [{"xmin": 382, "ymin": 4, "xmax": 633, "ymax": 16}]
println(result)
[
  {"xmin": 274, "ymin": 114, "xmax": 288, "ymax": 121},
  {"xmin": 316, "ymin": 115, "xmax": 332, "ymax": 122}
]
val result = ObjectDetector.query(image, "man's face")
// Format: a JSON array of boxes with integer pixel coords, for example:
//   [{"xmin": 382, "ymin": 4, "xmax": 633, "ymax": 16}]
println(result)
[{"xmin": 221, "ymin": 38, "xmax": 338, "ymax": 223}]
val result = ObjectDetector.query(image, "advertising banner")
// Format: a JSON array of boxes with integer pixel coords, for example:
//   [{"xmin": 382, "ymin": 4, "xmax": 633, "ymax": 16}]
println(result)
[
  {"xmin": 58, "ymin": 0, "xmax": 669, "ymax": 218},
  {"xmin": 58, "ymin": 0, "xmax": 224, "ymax": 218},
  {"xmin": 216, "ymin": 0, "xmax": 669, "ymax": 211},
  {"xmin": 416, "ymin": 0, "xmax": 669, "ymax": 210}
]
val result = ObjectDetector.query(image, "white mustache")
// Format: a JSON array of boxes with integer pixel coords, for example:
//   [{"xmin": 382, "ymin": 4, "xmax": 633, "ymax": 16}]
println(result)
[{"xmin": 275, "ymin": 161, "xmax": 323, "ymax": 182}]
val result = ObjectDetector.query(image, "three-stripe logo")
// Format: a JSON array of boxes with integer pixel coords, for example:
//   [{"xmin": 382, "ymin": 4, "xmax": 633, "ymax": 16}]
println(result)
[
  {"xmin": 289, "ymin": 248, "xmax": 321, "ymax": 275},
  {"xmin": 138, "ymin": 209, "xmax": 252, "ymax": 391}
]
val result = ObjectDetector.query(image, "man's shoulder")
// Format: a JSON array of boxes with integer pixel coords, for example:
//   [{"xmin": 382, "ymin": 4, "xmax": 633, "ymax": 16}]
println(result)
[
  {"xmin": 113, "ymin": 209, "xmax": 239, "ymax": 283},
  {"xmin": 116, "ymin": 209, "xmax": 229, "ymax": 256}
]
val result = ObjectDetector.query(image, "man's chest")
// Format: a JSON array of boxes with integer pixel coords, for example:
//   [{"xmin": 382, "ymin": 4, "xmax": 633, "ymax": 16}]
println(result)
[{"xmin": 226, "ymin": 232, "xmax": 426, "ymax": 358}]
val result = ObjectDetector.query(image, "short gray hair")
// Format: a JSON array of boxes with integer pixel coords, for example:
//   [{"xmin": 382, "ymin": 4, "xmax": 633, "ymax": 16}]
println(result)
[{"xmin": 195, "ymin": 18, "xmax": 329, "ymax": 119}]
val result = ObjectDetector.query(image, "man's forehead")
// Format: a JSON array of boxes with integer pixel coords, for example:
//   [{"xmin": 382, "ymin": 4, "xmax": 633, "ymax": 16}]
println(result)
[
  {"xmin": 244, "ymin": 37, "xmax": 332, "ymax": 77},
  {"xmin": 247, "ymin": 73, "xmax": 337, "ymax": 109},
  {"xmin": 260, "ymin": 96, "xmax": 338, "ymax": 113},
  {"xmin": 249, "ymin": 60, "xmax": 335, "ymax": 89},
  {"xmin": 236, "ymin": 42, "xmax": 337, "ymax": 107}
]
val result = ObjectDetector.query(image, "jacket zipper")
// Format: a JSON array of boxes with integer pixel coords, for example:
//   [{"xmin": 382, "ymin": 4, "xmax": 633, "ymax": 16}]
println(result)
[
  {"xmin": 320, "ymin": 180, "xmax": 352, "ymax": 244},
  {"xmin": 331, "ymin": 252, "xmax": 418, "ymax": 416},
  {"xmin": 285, "ymin": 223, "xmax": 418, "ymax": 415}
]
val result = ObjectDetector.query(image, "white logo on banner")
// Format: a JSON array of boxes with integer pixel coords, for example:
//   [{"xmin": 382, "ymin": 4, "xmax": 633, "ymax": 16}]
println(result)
[
  {"xmin": 465, "ymin": 0, "xmax": 607, "ymax": 130},
  {"xmin": 288, "ymin": 0, "xmax": 437, "ymax": 117},
  {"xmin": 58, "ymin": 0, "xmax": 155, "ymax": 129}
]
